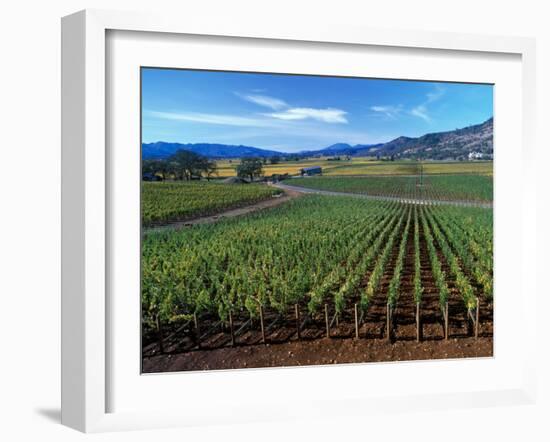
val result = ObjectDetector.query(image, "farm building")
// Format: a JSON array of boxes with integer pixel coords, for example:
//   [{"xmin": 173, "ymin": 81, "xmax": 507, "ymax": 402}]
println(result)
[
  {"xmin": 468, "ymin": 151, "xmax": 483, "ymax": 160},
  {"xmin": 300, "ymin": 166, "xmax": 322, "ymax": 176}
]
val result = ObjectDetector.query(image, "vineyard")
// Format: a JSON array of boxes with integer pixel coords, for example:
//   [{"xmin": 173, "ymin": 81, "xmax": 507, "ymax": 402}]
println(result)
[
  {"xmin": 142, "ymin": 181, "xmax": 280, "ymax": 226},
  {"xmin": 142, "ymin": 195, "xmax": 493, "ymax": 358},
  {"xmin": 290, "ymin": 174, "xmax": 493, "ymax": 203}
]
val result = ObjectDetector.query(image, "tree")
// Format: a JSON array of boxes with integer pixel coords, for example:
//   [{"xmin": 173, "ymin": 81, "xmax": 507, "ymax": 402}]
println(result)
[
  {"xmin": 204, "ymin": 159, "xmax": 218, "ymax": 181},
  {"xmin": 236, "ymin": 157, "xmax": 264, "ymax": 181},
  {"xmin": 169, "ymin": 150, "xmax": 217, "ymax": 180},
  {"xmin": 170, "ymin": 150, "xmax": 198, "ymax": 180},
  {"xmin": 142, "ymin": 159, "xmax": 169, "ymax": 180},
  {"xmin": 285, "ymin": 154, "xmax": 300, "ymax": 162},
  {"xmin": 269, "ymin": 155, "xmax": 281, "ymax": 165}
]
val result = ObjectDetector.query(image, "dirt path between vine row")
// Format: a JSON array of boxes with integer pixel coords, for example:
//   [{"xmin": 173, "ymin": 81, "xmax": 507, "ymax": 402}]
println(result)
[
  {"xmin": 272, "ymin": 182, "xmax": 493, "ymax": 209},
  {"xmin": 144, "ymin": 187, "xmax": 304, "ymax": 232}
]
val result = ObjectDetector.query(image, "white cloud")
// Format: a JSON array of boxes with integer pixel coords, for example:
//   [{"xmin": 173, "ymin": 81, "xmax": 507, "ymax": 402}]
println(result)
[
  {"xmin": 237, "ymin": 92, "xmax": 348, "ymax": 123},
  {"xmin": 426, "ymin": 85, "xmax": 445, "ymax": 103},
  {"xmin": 410, "ymin": 105, "xmax": 431, "ymax": 122},
  {"xmin": 265, "ymin": 107, "xmax": 348, "ymax": 123},
  {"xmin": 239, "ymin": 94, "xmax": 288, "ymax": 110},
  {"xmin": 409, "ymin": 86, "xmax": 445, "ymax": 123},
  {"xmin": 370, "ymin": 86, "xmax": 445, "ymax": 123},
  {"xmin": 370, "ymin": 105, "xmax": 403, "ymax": 119},
  {"xmin": 148, "ymin": 110, "xmax": 277, "ymax": 127}
]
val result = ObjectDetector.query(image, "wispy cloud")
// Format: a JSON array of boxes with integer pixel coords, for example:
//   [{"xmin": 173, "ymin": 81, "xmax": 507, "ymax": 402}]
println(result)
[
  {"xmin": 265, "ymin": 107, "xmax": 348, "ymax": 123},
  {"xmin": 370, "ymin": 105, "xmax": 403, "ymax": 119},
  {"xmin": 237, "ymin": 92, "xmax": 348, "ymax": 124},
  {"xmin": 410, "ymin": 105, "xmax": 431, "ymax": 122},
  {"xmin": 426, "ymin": 85, "xmax": 445, "ymax": 103},
  {"xmin": 239, "ymin": 94, "xmax": 288, "ymax": 110},
  {"xmin": 409, "ymin": 86, "xmax": 445, "ymax": 123},
  {"xmin": 147, "ymin": 110, "xmax": 278, "ymax": 127}
]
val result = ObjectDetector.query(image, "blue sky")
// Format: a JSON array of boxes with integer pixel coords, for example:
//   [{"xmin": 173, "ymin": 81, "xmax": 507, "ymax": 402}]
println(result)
[{"xmin": 142, "ymin": 68, "xmax": 493, "ymax": 153}]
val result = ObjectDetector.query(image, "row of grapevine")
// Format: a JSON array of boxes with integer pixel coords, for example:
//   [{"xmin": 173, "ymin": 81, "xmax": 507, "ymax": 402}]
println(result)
[
  {"xmin": 387, "ymin": 207, "xmax": 412, "ymax": 308},
  {"xmin": 443, "ymin": 210, "xmax": 493, "ymax": 271},
  {"xmin": 360, "ymin": 207, "xmax": 407, "ymax": 311},
  {"xmin": 307, "ymin": 201, "xmax": 397, "ymax": 313},
  {"xmin": 413, "ymin": 205, "xmax": 423, "ymax": 304},
  {"xmin": 143, "ymin": 197, "xmax": 399, "ymax": 330},
  {"xmin": 424, "ymin": 208, "xmax": 477, "ymax": 310},
  {"xmin": 290, "ymin": 174, "xmax": 493, "ymax": 203},
  {"xmin": 427, "ymin": 207, "xmax": 493, "ymax": 300},
  {"xmin": 333, "ymin": 207, "xmax": 403, "ymax": 314},
  {"xmin": 142, "ymin": 194, "xmax": 492, "ymax": 345},
  {"xmin": 142, "ymin": 181, "xmax": 280, "ymax": 225},
  {"xmin": 444, "ymin": 209, "xmax": 493, "ymax": 300},
  {"xmin": 420, "ymin": 206, "xmax": 449, "ymax": 309}
]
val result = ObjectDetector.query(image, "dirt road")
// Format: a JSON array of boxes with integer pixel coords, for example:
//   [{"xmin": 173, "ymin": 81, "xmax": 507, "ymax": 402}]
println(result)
[{"xmin": 144, "ymin": 187, "xmax": 303, "ymax": 232}]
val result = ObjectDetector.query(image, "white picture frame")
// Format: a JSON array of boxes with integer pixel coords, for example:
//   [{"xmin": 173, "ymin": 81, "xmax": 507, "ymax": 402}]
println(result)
[{"xmin": 61, "ymin": 9, "xmax": 538, "ymax": 433}]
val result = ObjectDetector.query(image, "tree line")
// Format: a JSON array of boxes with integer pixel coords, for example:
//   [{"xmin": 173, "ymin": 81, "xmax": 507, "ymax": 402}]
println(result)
[
  {"xmin": 142, "ymin": 149, "xmax": 267, "ymax": 181},
  {"xmin": 143, "ymin": 150, "xmax": 217, "ymax": 181}
]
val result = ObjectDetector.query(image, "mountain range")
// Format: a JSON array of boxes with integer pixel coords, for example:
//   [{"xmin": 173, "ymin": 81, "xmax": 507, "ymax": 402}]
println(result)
[{"xmin": 142, "ymin": 118, "xmax": 493, "ymax": 161}]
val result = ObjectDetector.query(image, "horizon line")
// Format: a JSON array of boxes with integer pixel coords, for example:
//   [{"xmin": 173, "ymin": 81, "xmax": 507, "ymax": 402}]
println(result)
[{"xmin": 142, "ymin": 116, "xmax": 493, "ymax": 154}]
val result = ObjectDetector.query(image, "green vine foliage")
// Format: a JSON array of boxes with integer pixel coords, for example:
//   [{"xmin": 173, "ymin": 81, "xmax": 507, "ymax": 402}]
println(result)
[{"xmin": 142, "ymin": 194, "xmax": 492, "ymax": 336}]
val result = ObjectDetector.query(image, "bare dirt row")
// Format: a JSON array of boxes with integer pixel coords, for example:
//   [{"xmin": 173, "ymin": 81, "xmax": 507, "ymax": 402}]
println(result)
[{"xmin": 143, "ymin": 337, "xmax": 492, "ymax": 373}]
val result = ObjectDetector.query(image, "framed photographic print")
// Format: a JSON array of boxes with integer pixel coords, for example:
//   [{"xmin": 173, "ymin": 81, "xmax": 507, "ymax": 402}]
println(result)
[
  {"xmin": 61, "ymin": 9, "xmax": 538, "ymax": 433},
  {"xmin": 139, "ymin": 67, "xmax": 494, "ymax": 374}
]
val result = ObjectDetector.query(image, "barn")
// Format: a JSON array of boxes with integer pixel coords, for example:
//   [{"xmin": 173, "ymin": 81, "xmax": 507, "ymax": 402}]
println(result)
[{"xmin": 300, "ymin": 166, "xmax": 322, "ymax": 176}]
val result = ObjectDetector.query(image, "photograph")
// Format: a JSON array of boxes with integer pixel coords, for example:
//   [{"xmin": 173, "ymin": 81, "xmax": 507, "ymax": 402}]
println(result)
[{"xmin": 140, "ymin": 67, "xmax": 494, "ymax": 373}]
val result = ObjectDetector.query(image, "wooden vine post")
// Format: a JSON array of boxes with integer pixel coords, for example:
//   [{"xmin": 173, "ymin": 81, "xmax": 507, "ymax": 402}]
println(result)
[
  {"xmin": 386, "ymin": 303, "xmax": 392, "ymax": 342},
  {"xmin": 156, "ymin": 314, "xmax": 164, "ymax": 354},
  {"xmin": 444, "ymin": 302, "xmax": 449, "ymax": 340},
  {"xmin": 259, "ymin": 305, "xmax": 266, "ymax": 344},
  {"xmin": 295, "ymin": 304, "xmax": 301, "ymax": 340},
  {"xmin": 194, "ymin": 312, "xmax": 201, "ymax": 349},
  {"xmin": 416, "ymin": 302, "xmax": 421, "ymax": 342},
  {"xmin": 324, "ymin": 304, "xmax": 330, "ymax": 338},
  {"xmin": 475, "ymin": 297, "xmax": 480, "ymax": 340},
  {"xmin": 354, "ymin": 303, "xmax": 359, "ymax": 339},
  {"xmin": 229, "ymin": 310, "xmax": 235, "ymax": 347}
]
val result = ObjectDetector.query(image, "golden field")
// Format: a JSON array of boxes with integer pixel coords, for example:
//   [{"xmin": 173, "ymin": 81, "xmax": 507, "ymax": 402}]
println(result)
[{"xmin": 213, "ymin": 158, "xmax": 493, "ymax": 177}]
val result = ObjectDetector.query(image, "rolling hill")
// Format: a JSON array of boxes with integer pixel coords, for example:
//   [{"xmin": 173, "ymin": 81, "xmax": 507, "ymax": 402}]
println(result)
[
  {"xmin": 142, "ymin": 118, "xmax": 493, "ymax": 160},
  {"xmin": 369, "ymin": 117, "xmax": 493, "ymax": 159},
  {"xmin": 142, "ymin": 142, "xmax": 285, "ymax": 160},
  {"xmin": 298, "ymin": 143, "xmax": 378, "ymax": 157}
]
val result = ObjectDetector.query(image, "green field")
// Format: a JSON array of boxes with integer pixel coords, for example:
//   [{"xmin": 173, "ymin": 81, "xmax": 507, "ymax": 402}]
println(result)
[
  {"xmin": 142, "ymin": 181, "xmax": 280, "ymax": 225},
  {"xmin": 142, "ymin": 195, "xmax": 493, "ymax": 334},
  {"xmin": 142, "ymin": 158, "xmax": 494, "ymax": 347},
  {"xmin": 290, "ymin": 174, "xmax": 493, "ymax": 202}
]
